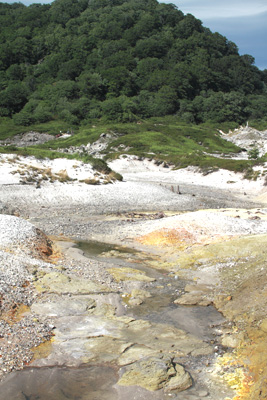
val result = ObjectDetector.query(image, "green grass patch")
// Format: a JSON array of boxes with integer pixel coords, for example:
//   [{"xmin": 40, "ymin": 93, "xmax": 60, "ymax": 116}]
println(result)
[
  {"xmin": 172, "ymin": 153, "xmax": 256, "ymax": 172},
  {"xmin": 248, "ymin": 119, "xmax": 267, "ymax": 131},
  {"xmin": 0, "ymin": 118, "xmax": 71, "ymax": 140},
  {"xmin": 104, "ymin": 118, "xmax": 241, "ymax": 159},
  {"xmin": 40, "ymin": 125, "xmax": 105, "ymax": 149},
  {"xmin": 0, "ymin": 116, "xmax": 265, "ymax": 174}
]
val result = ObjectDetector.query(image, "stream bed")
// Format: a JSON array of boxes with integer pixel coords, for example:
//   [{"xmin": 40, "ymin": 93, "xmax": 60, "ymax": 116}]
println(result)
[
  {"xmin": 78, "ymin": 240, "xmax": 226, "ymax": 342},
  {"xmin": 0, "ymin": 240, "xmax": 235, "ymax": 400}
]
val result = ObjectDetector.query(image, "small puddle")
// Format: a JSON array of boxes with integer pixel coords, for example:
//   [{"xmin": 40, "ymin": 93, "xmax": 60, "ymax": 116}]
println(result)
[
  {"xmin": 76, "ymin": 240, "xmax": 177, "ymax": 280},
  {"xmin": 76, "ymin": 239, "xmax": 137, "ymax": 258}
]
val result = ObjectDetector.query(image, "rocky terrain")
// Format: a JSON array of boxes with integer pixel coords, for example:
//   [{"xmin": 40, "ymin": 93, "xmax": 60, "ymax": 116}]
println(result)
[
  {"xmin": 0, "ymin": 127, "xmax": 267, "ymax": 400},
  {"xmin": 0, "ymin": 131, "xmax": 55, "ymax": 147},
  {"xmin": 222, "ymin": 124, "xmax": 267, "ymax": 158}
]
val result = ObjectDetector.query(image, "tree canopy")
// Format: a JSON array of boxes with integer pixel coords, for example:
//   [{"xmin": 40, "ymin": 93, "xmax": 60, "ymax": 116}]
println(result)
[{"xmin": 0, "ymin": 0, "xmax": 266, "ymax": 125}]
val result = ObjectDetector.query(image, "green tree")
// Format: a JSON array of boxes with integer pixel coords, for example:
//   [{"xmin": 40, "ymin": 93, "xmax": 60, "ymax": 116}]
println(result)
[
  {"xmin": 119, "ymin": 95, "xmax": 138, "ymax": 122},
  {"xmin": 152, "ymin": 85, "xmax": 178, "ymax": 115},
  {"xmin": 10, "ymin": 37, "xmax": 31, "ymax": 64},
  {"xmin": 77, "ymin": 72, "xmax": 107, "ymax": 100},
  {"xmin": 0, "ymin": 0, "xmax": 266, "ymax": 124},
  {"xmin": 0, "ymin": 83, "xmax": 29, "ymax": 116},
  {"xmin": 134, "ymin": 37, "xmax": 168, "ymax": 59},
  {"xmin": 246, "ymin": 95, "xmax": 267, "ymax": 120},
  {"xmin": 101, "ymin": 66, "xmax": 136, "ymax": 96},
  {"xmin": 101, "ymin": 97, "xmax": 123, "ymax": 120},
  {"xmin": 6, "ymin": 64, "xmax": 25, "ymax": 81},
  {"xmin": 169, "ymin": 63, "xmax": 195, "ymax": 99},
  {"xmin": 57, "ymin": 59, "xmax": 83, "ymax": 80},
  {"xmin": 174, "ymin": 14, "xmax": 203, "ymax": 39},
  {"xmin": 49, "ymin": 0, "xmax": 87, "ymax": 27}
]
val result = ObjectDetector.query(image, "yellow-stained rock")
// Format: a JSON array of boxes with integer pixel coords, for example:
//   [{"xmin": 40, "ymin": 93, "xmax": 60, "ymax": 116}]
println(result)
[
  {"xmin": 165, "ymin": 363, "xmax": 192, "ymax": 392},
  {"xmin": 260, "ymin": 319, "xmax": 267, "ymax": 333},
  {"xmin": 118, "ymin": 345, "xmax": 158, "ymax": 366},
  {"xmin": 118, "ymin": 355, "xmax": 192, "ymax": 392},
  {"xmin": 34, "ymin": 271, "xmax": 109, "ymax": 294},
  {"xmin": 83, "ymin": 337, "xmax": 133, "ymax": 363},
  {"xmin": 107, "ymin": 267, "xmax": 155, "ymax": 282}
]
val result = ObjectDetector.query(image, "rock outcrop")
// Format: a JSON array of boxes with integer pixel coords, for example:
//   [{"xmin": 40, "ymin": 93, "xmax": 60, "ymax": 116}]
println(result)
[{"xmin": 118, "ymin": 355, "xmax": 192, "ymax": 392}]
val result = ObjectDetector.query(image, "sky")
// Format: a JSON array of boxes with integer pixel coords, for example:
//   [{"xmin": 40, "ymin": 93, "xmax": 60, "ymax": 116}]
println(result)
[
  {"xmin": 161, "ymin": 0, "xmax": 267, "ymax": 70},
  {"xmin": 1, "ymin": 0, "xmax": 266, "ymax": 70}
]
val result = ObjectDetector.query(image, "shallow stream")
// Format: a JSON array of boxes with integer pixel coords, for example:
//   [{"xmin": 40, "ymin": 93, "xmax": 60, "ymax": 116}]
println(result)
[
  {"xmin": 78, "ymin": 240, "xmax": 225, "ymax": 342},
  {"xmin": 0, "ymin": 240, "xmax": 233, "ymax": 400}
]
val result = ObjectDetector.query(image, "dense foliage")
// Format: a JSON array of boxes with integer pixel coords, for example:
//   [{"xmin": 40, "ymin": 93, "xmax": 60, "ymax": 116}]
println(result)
[{"xmin": 0, "ymin": 0, "xmax": 266, "ymax": 125}]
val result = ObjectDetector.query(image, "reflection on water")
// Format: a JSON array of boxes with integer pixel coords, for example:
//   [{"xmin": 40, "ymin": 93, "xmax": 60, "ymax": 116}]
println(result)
[
  {"xmin": 0, "ymin": 365, "xmax": 118, "ymax": 400},
  {"xmin": 76, "ymin": 240, "xmax": 136, "ymax": 258},
  {"xmin": 133, "ymin": 301, "xmax": 225, "ymax": 341},
  {"xmin": 78, "ymin": 240, "xmax": 225, "ymax": 341}
]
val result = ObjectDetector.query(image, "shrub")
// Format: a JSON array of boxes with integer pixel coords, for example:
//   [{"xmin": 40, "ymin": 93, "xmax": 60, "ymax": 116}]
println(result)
[
  {"xmin": 13, "ymin": 111, "xmax": 33, "ymax": 126},
  {"xmin": 248, "ymin": 147, "xmax": 260, "ymax": 160}
]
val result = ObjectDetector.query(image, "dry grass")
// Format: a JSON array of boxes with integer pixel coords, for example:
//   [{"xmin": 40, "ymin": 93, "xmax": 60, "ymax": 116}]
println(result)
[
  {"xmin": 13, "ymin": 165, "xmax": 74, "ymax": 184},
  {"xmin": 80, "ymin": 178, "xmax": 100, "ymax": 185},
  {"xmin": 103, "ymin": 171, "xmax": 123, "ymax": 184},
  {"xmin": 55, "ymin": 169, "xmax": 72, "ymax": 183}
]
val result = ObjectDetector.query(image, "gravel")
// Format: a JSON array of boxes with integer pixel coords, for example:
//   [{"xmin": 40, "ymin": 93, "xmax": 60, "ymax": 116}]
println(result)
[
  {"xmin": 0, "ymin": 215, "xmax": 41, "ymax": 247},
  {"xmin": 0, "ymin": 215, "xmax": 55, "ymax": 380},
  {"xmin": 0, "ymin": 317, "xmax": 52, "ymax": 378}
]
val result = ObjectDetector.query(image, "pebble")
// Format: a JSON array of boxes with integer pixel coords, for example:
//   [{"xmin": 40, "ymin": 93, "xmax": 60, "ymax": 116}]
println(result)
[{"xmin": 198, "ymin": 390, "xmax": 209, "ymax": 397}]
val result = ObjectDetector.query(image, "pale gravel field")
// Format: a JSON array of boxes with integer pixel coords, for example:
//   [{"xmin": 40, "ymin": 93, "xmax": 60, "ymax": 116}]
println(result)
[
  {"xmin": 1, "ymin": 152, "xmax": 266, "ymax": 264},
  {"xmin": 109, "ymin": 155, "xmax": 266, "ymax": 193},
  {"xmin": 1, "ymin": 153, "xmax": 267, "ymax": 245},
  {"xmin": 1, "ymin": 153, "xmax": 266, "ymax": 217}
]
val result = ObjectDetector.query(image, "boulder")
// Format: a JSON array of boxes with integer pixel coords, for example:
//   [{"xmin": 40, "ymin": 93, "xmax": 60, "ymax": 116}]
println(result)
[{"xmin": 118, "ymin": 355, "xmax": 192, "ymax": 392}]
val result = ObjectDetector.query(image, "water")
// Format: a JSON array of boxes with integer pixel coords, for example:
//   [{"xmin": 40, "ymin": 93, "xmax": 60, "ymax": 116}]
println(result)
[
  {"xmin": 0, "ymin": 365, "xmax": 118, "ymax": 400},
  {"xmin": 76, "ymin": 240, "xmax": 137, "ymax": 258},
  {"xmin": 76, "ymin": 240, "xmax": 224, "ymax": 342},
  {"xmin": 132, "ymin": 301, "xmax": 224, "ymax": 341}
]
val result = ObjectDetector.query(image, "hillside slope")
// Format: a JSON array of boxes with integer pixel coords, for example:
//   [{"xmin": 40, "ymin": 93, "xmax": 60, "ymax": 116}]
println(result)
[{"xmin": 0, "ymin": 0, "xmax": 266, "ymax": 126}]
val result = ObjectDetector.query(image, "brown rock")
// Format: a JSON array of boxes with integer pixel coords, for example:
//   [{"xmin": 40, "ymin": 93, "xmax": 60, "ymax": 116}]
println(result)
[{"xmin": 174, "ymin": 293, "xmax": 212, "ymax": 306}]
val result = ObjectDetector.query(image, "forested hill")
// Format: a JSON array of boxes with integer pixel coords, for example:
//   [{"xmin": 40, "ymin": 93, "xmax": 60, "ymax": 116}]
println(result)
[{"xmin": 0, "ymin": 0, "xmax": 267, "ymax": 126}]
